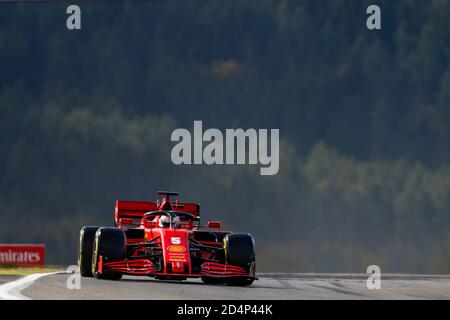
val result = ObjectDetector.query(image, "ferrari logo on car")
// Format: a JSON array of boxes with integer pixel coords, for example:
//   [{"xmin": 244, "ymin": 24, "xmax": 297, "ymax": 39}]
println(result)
[{"xmin": 167, "ymin": 245, "xmax": 186, "ymax": 253}]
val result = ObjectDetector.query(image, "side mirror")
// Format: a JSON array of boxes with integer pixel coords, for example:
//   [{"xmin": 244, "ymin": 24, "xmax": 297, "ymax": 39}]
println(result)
[
  {"xmin": 207, "ymin": 221, "xmax": 221, "ymax": 229},
  {"xmin": 119, "ymin": 218, "xmax": 134, "ymax": 226}
]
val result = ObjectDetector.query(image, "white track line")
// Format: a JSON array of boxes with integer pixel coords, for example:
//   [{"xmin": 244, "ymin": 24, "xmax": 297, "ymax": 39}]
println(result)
[{"xmin": 0, "ymin": 272, "xmax": 62, "ymax": 300}]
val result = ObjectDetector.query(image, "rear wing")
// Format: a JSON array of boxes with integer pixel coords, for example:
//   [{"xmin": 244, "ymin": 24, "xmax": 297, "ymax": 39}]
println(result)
[
  {"xmin": 114, "ymin": 201, "xmax": 158, "ymax": 226},
  {"xmin": 114, "ymin": 200, "xmax": 200, "ymax": 226}
]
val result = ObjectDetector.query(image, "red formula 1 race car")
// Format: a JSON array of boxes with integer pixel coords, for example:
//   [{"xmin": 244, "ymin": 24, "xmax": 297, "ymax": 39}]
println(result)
[{"xmin": 78, "ymin": 191, "xmax": 256, "ymax": 286}]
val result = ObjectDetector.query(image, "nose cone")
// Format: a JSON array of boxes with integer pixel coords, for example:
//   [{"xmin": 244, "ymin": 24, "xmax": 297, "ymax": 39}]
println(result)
[{"xmin": 162, "ymin": 229, "xmax": 190, "ymax": 274}]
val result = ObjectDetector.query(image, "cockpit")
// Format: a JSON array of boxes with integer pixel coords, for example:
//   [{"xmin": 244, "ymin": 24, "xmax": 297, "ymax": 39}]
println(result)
[{"xmin": 142, "ymin": 210, "xmax": 199, "ymax": 229}]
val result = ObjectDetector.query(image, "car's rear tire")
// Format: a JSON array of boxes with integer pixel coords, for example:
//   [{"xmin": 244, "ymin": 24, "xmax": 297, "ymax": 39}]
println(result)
[
  {"xmin": 78, "ymin": 226, "xmax": 100, "ymax": 277},
  {"xmin": 92, "ymin": 227, "xmax": 126, "ymax": 280},
  {"xmin": 223, "ymin": 233, "xmax": 256, "ymax": 286},
  {"xmin": 201, "ymin": 277, "xmax": 226, "ymax": 285},
  {"xmin": 226, "ymin": 277, "xmax": 255, "ymax": 286}
]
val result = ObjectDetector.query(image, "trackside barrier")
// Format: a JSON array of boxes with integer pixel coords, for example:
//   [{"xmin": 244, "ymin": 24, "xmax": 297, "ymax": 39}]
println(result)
[{"xmin": 0, "ymin": 244, "xmax": 45, "ymax": 266}]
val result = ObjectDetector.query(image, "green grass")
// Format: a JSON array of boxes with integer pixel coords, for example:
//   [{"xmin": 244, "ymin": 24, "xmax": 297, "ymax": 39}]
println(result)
[{"xmin": 0, "ymin": 266, "xmax": 64, "ymax": 275}]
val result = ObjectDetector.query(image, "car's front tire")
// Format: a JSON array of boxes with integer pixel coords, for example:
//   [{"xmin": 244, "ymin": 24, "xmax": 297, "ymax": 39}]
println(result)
[
  {"xmin": 91, "ymin": 227, "xmax": 126, "ymax": 280},
  {"xmin": 223, "ymin": 233, "xmax": 256, "ymax": 286},
  {"xmin": 78, "ymin": 226, "xmax": 100, "ymax": 277}
]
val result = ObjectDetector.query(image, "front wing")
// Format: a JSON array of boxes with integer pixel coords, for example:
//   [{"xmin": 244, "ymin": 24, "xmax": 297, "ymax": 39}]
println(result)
[{"xmin": 98, "ymin": 256, "xmax": 256, "ymax": 279}]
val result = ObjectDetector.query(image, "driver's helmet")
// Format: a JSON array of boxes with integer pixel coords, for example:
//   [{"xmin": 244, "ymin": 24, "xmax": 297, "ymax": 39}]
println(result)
[{"xmin": 158, "ymin": 215, "xmax": 170, "ymax": 228}]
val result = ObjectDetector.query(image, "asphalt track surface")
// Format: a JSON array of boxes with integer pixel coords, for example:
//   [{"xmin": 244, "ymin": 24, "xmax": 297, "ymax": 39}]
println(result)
[{"xmin": 12, "ymin": 272, "xmax": 450, "ymax": 299}]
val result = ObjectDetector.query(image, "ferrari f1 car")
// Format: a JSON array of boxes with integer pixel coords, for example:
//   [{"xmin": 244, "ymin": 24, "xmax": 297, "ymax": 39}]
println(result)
[{"xmin": 78, "ymin": 191, "xmax": 256, "ymax": 286}]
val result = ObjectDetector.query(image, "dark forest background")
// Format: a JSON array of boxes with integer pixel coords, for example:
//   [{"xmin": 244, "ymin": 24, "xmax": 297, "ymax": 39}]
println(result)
[{"xmin": 0, "ymin": 0, "xmax": 449, "ymax": 272}]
